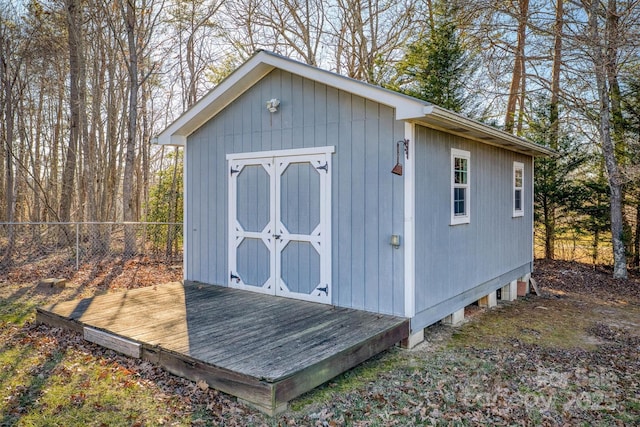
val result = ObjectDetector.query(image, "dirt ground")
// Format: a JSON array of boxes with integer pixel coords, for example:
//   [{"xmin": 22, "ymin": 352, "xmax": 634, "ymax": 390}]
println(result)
[{"xmin": 0, "ymin": 258, "xmax": 638, "ymax": 426}]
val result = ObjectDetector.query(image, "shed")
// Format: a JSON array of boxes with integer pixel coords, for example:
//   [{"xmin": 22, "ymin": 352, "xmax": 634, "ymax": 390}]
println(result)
[{"xmin": 157, "ymin": 50, "xmax": 553, "ymax": 346}]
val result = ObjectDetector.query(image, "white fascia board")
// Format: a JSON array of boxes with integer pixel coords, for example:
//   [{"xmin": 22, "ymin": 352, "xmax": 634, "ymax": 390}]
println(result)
[
  {"xmin": 156, "ymin": 51, "xmax": 428, "ymax": 145},
  {"xmin": 165, "ymin": 135, "xmax": 186, "ymax": 146},
  {"xmin": 156, "ymin": 55, "xmax": 276, "ymax": 146},
  {"xmin": 421, "ymin": 105, "xmax": 555, "ymax": 157},
  {"xmin": 260, "ymin": 53, "xmax": 427, "ymax": 120}
]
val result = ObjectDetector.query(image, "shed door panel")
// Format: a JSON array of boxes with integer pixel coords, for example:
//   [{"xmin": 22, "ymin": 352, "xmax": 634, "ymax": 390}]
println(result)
[
  {"xmin": 275, "ymin": 156, "xmax": 329, "ymax": 302},
  {"xmin": 229, "ymin": 150, "xmax": 331, "ymax": 304},
  {"xmin": 229, "ymin": 159, "xmax": 276, "ymax": 295}
]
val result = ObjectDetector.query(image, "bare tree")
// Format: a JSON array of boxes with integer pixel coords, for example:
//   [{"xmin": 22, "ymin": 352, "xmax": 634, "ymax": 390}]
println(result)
[
  {"xmin": 584, "ymin": 0, "xmax": 628, "ymax": 278},
  {"xmin": 0, "ymin": 3, "xmax": 21, "ymax": 263},
  {"xmin": 504, "ymin": 0, "xmax": 529, "ymax": 134},
  {"xmin": 167, "ymin": 0, "xmax": 225, "ymax": 109},
  {"xmin": 102, "ymin": 0, "xmax": 164, "ymax": 256},
  {"xmin": 255, "ymin": 0, "xmax": 326, "ymax": 65},
  {"xmin": 541, "ymin": 0, "xmax": 564, "ymax": 260},
  {"xmin": 329, "ymin": 0, "xmax": 416, "ymax": 83},
  {"xmin": 121, "ymin": 0, "xmax": 141, "ymax": 256},
  {"xmin": 59, "ymin": 0, "xmax": 83, "ymax": 233}
]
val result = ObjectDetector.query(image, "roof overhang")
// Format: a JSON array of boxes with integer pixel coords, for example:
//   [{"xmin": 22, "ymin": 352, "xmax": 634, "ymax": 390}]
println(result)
[
  {"xmin": 156, "ymin": 50, "xmax": 554, "ymax": 157},
  {"xmin": 412, "ymin": 106, "xmax": 555, "ymax": 157}
]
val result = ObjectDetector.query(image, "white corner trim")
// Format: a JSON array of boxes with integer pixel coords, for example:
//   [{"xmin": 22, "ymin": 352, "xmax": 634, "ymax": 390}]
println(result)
[
  {"xmin": 182, "ymin": 146, "xmax": 188, "ymax": 281},
  {"xmin": 450, "ymin": 148, "xmax": 471, "ymax": 225},
  {"xmin": 404, "ymin": 122, "xmax": 416, "ymax": 318},
  {"xmin": 530, "ymin": 157, "xmax": 535, "ymax": 263}
]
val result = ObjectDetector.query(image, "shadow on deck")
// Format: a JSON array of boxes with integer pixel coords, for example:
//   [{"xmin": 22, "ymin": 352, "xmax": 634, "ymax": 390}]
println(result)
[{"xmin": 36, "ymin": 282, "xmax": 409, "ymax": 415}]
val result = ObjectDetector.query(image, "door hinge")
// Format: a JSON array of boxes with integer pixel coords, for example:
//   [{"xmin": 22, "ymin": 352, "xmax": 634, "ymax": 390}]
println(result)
[
  {"xmin": 316, "ymin": 285, "xmax": 328, "ymax": 295},
  {"xmin": 230, "ymin": 272, "xmax": 241, "ymax": 283},
  {"xmin": 316, "ymin": 162, "xmax": 328, "ymax": 173}
]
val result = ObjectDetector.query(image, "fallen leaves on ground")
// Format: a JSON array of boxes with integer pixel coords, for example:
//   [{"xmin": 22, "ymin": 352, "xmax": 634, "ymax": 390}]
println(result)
[
  {"xmin": 0, "ymin": 258, "xmax": 638, "ymax": 426},
  {"xmin": 534, "ymin": 259, "xmax": 640, "ymax": 302}
]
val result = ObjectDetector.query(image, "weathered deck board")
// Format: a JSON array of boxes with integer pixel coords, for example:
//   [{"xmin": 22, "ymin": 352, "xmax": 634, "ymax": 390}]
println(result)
[
  {"xmin": 36, "ymin": 282, "xmax": 409, "ymax": 415},
  {"xmin": 185, "ymin": 305, "xmax": 350, "ymax": 362}
]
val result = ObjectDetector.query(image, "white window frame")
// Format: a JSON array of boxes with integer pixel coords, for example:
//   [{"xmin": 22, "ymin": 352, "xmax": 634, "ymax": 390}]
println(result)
[
  {"xmin": 451, "ymin": 148, "xmax": 470, "ymax": 225},
  {"xmin": 513, "ymin": 161, "xmax": 524, "ymax": 217}
]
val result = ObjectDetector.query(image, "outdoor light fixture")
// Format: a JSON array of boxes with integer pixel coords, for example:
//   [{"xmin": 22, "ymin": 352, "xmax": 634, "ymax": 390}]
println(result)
[
  {"xmin": 390, "ymin": 234, "xmax": 401, "ymax": 249},
  {"xmin": 266, "ymin": 98, "xmax": 280, "ymax": 113},
  {"xmin": 391, "ymin": 139, "xmax": 409, "ymax": 175}
]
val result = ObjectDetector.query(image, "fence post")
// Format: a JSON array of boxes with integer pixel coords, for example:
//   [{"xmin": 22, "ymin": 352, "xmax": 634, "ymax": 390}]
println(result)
[{"xmin": 76, "ymin": 223, "xmax": 79, "ymax": 271}]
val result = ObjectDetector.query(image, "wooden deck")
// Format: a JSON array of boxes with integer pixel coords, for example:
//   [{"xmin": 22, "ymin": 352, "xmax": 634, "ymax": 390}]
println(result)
[{"xmin": 36, "ymin": 282, "xmax": 409, "ymax": 415}]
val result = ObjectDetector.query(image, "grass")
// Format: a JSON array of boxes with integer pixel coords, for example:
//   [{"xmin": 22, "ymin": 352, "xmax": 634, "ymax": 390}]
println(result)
[
  {"xmin": 448, "ymin": 295, "xmax": 599, "ymax": 349},
  {"xmin": 0, "ymin": 299, "xmax": 201, "ymax": 426},
  {"xmin": 0, "ymin": 333, "xmax": 200, "ymax": 427},
  {"xmin": 289, "ymin": 349, "xmax": 406, "ymax": 411},
  {"xmin": 14, "ymin": 350, "xmax": 169, "ymax": 426},
  {"xmin": 283, "ymin": 274, "xmax": 640, "ymax": 426}
]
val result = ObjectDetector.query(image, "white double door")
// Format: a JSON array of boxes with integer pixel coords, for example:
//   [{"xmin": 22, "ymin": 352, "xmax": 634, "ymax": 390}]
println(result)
[{"xmin": 227, "ymin": 147, "xmax": 332, "ymax": 304}]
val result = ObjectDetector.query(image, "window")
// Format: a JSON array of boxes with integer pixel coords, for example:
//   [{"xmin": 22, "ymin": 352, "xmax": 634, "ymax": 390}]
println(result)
[
  {"xmin": 513, "ymin": 162, "xmax": 524, "ymax": 217},
  {"xmin": 451, "ymin": 149, "xmax": 470, "ymax": 225}
]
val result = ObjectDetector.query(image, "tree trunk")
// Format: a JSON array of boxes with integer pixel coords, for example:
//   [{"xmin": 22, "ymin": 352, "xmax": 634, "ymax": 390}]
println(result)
[
  {"xmin": 587, "ymin": 0, "xmax": 627, "ymax": 278},
  {"xmin": 605, "ymin": 0, "xmax": 633, "ymax": 260},
  {"xmin": 634, "ymin": 200, "xmax": 640, "ymax": 268},
  {"xmin": 122, "ymin": 0, "xmax": 139, "ymax": 257},
  {"xmin": 28, "ymin": 84, "xmax": 44, "ymax": 224},
  {"xmin": 186, "ymin": 32, "xmax": 197, "ymax": 107},
  {"xmin": 45, "ymin": 72, "xmax": 64, "ymax": 222},
  {"xmin": 141, "ymin": 81, "xmax": 151, "ymax": 220},
  {"xmin": 59, "ymin": 0, "xmax": 82, "ymax": 247},
  {"xmin": 549, "ymin": 0, "xmax": 563, "ymax": 150},
  {"xmin": 0, "ymin": 30, "xmax": 16, "ymax": 266},
  {"xmin": 542, "ymin": 0, "xmax": 564, "ymax": 260},
  {"xmin": 101, "ymin": 48, "xmax": 118, "ymax": 223},
  {"xmin": 592, "ymin": 227, "xmax": 600, "ymax": 266},
  {"xmin": 543, "ymin": 194, "xmax": 556, "ymax": 260},
  {"xmin": 505, "ymin": 0, "xmax": 528, "ymax": 134}
]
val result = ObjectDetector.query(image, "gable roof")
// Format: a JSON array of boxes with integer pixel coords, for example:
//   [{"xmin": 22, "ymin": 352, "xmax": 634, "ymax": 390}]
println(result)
[{"xmin": 156, "ymin": 50, "xmax": 554, "ymax": 157}]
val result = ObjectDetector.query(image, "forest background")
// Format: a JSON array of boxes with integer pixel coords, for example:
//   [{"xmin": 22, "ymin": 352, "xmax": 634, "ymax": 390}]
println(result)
[{"xmin": 1, "ymin": 0, "xmax": 639, "ymax": 277}]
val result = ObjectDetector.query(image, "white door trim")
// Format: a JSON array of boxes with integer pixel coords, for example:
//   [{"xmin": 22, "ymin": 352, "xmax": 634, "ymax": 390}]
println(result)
[
  {"xmin": 228, "ymin": 146, "xmax": 334, "ymax": 304},
  {"xmin": 226, "ymin": 146, "xmax": 335, "ymax": 161}
]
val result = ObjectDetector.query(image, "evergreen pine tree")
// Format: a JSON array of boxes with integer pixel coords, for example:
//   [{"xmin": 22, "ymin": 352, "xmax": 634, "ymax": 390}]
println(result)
[
  {"xmin": 390, "ymin": 1, "xmax": 469, "ymax": 112},
  {"xmin": 529, "ymin": 98, "xmax": 589, "ymax": 261}
]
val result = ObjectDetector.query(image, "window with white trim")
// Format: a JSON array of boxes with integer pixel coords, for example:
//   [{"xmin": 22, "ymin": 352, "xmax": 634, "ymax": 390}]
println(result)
[
  {"xmin": 513, "ymin": 161, "xmax": 524, "ymax": 217},
  {"xmin": 451, "ymin": 148, "xmax": 470, "ymax": 225}
]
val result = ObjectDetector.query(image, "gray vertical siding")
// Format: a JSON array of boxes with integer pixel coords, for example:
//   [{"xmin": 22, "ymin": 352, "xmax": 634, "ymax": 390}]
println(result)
[
  {"xmin": 413, "ymin": 125, "xmax": 533, "ymax": 321},
  {"xmin": 185, "ymin": 69, "xmax": 405, "ymax": 316}
]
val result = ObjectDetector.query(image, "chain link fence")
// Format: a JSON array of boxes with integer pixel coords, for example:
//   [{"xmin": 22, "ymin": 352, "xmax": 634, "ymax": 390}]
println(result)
[
  {"xmin": 0, "ymin": 222, "xmax": 183, "ymax": 283},
  {"xmin": 534, "ymin": 228, "xmax": 613, "ymax": 265}
]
